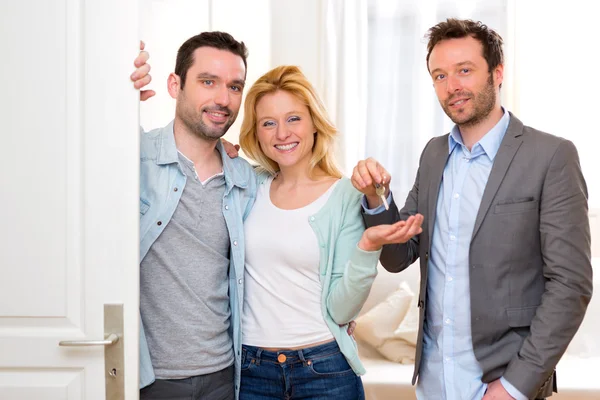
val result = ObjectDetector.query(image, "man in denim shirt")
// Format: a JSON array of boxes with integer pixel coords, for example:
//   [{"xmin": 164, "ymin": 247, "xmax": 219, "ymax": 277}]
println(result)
[{"xmin": 131, "ymin": 32, "xmax": 257, "ymax": 400}]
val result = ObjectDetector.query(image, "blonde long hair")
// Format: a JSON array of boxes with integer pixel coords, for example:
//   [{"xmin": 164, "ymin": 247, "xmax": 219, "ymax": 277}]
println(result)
[{"xmin": 239, "ymin": 65, "xmax": 342, "ymax": 179}]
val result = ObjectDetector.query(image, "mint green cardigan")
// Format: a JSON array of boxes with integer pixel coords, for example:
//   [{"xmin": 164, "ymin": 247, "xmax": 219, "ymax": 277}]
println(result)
[{"xmin": 256, "ymin": 173, "xmax": 382, "ymax": 374}]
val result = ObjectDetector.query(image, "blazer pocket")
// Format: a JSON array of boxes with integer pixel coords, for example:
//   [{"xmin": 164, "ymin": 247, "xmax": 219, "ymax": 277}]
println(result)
[
  {"xmin": 494, "ymin": 199, "xmax": 538, "ymax": 214},
  {"xmin": 140, "ymin": 198, "xmax": 151, "ymax": 215},
  {"xmin": 506, "ymin": 305, "xmax": 538, "ymax": 327}
]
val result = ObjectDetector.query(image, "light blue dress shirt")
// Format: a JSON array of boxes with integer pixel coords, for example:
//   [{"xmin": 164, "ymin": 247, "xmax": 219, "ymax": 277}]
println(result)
[{"xmin": 364, "ymin": 109, "xmax": 526, "ymax": 400}]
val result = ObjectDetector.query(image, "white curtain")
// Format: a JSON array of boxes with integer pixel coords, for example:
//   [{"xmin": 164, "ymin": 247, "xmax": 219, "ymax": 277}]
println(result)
[
  {"xmin": 318, "ymin": 0, "xmax": 369, "ymax": 175},
  {"xmin": 321, "ymin": 0, "xmax": 508, "ymax": 194}
]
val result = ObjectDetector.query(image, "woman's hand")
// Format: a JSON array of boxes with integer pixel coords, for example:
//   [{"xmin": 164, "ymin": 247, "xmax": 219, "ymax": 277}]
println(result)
[
  {"xmin": 357, "ymin": 214, "xmax": 424, "ymax": 252},
  {"xmin": 221, "ymin": 138, "xmax": 240, "ymax": 158},
  {"xmin": 340, "ymin": 320, "xmax": 357, "ymax": 336}
]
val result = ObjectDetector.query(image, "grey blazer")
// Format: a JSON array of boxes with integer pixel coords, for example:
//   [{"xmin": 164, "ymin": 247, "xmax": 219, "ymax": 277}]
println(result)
[{"xmin": 363, "ymin": 113, "xmax": 593, "ymax": 399}]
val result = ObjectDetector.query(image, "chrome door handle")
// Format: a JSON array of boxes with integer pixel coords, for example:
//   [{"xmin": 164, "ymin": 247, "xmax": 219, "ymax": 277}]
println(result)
[
  {"xmin": 58, "ymin": 304, "xmax": 124, "ymax": 399},
  {"xmin": 59, "ymin": 333, "xmax": 119, "ymax": 347}
]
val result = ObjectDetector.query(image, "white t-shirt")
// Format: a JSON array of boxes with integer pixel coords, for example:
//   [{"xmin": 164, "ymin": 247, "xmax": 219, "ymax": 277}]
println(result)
[{"xmin": 242, "ymin": 176, "xmax": 339, "ymax": 347}]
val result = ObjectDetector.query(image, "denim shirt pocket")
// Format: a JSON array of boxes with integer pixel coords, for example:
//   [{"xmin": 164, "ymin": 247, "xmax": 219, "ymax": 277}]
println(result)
[{"xmin": 140, "ymin": 198, "xmax": 151, "ymax": 215}]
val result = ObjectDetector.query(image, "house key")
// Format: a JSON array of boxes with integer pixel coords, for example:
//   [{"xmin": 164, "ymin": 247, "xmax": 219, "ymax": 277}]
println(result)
[{"xmin": 375, "ymin": 183, "xmax": 389, "ymax": 210}]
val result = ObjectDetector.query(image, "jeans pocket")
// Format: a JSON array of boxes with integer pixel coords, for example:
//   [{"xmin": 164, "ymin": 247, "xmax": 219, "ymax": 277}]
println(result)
[
  {"xmin": 240, "ymin": 348, "xmax": 254, "ymax": 372},
  {"xmin": 307, "ymin": 351, "xmax": 354, "ymax": 377}
]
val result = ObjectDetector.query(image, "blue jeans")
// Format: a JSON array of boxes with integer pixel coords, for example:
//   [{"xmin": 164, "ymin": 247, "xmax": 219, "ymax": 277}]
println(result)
[{"xmin": 240, "ymin": 340, "xmax": 365, "ymax": 400}]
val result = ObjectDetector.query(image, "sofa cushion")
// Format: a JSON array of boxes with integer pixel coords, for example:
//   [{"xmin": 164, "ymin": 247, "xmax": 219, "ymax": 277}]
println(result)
[{"xmin": 355, "ymin": 281, "xmax": 417, "ymax": 363}]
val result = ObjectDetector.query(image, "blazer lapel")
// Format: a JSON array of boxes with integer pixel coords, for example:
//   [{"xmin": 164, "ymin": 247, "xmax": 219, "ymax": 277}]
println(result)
[
  {"xmin": 427, "ymin": 136, "xmax": 450, "ymax": 244},
  {"xmin": 471, "ymin": 113, "xmax": 524, "ymax": 240}
]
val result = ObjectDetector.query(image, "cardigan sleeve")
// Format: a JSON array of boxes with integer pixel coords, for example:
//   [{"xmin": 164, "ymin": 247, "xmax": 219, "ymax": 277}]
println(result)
[{"xmin": 325, "ymin": 186, "xmax": 382, "ymax": 324}]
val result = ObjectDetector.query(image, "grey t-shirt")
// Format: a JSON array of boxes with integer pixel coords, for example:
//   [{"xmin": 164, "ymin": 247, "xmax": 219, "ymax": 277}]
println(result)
[{"xmin": 140, "ymin": 151, "xmax": 232, "ymax": 379}]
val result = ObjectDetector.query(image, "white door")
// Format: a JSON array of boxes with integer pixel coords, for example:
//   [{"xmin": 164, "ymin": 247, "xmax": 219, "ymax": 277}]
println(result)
[{"xmin": 0, "ymin": 0, "xmax": 140, "ymax": 399}]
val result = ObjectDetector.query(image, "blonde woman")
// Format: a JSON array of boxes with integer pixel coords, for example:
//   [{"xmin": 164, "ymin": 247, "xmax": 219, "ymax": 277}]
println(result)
[{"xmin": 237, "ymin": 65, "xmax": 418, "ymax": 399}]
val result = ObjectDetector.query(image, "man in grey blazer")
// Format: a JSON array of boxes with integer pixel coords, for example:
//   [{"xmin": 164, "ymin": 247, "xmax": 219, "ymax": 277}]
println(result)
[{"xmin": 352, "ymin": 19, "xmax": 592, "ymax": 400}]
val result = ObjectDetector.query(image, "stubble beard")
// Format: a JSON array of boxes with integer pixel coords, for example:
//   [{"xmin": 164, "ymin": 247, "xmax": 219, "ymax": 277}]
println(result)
[
  {"xmin": 176, "ymin": 98, "xmax": 237, "ymax": 142},
  {"xmin": 442, "ymin": 73, "xmax": 496, "ymax": 129}
]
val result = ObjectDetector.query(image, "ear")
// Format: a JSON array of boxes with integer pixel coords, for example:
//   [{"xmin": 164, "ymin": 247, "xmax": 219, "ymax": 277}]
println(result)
[
  {"xmin": 167, "ymin": 73, "xmax": 181, "ymax": 100},
  {"xmin": 493, "ymin": 63, "xmax": 504, "ymax": 88}
]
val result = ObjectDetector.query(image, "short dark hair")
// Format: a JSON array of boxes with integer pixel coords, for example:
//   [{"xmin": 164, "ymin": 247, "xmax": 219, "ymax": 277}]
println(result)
[
  {"xmin": 175, "ymin": 31, "xmax": 248, "ymax": 89},
  {"xmin": 425, "ymin": 18, "xmax": 503, "ymax": 73}
]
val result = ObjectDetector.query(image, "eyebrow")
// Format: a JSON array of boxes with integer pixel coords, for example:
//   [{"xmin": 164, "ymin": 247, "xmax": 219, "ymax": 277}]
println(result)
[
  {"xmin": 195, "ymin": 73, "xmax": 245, "ymax": 87},
  {"xmin": 257, "ymin": 111, "xmax": 305, "ymax": 122},
  {"xmin": 455, "ymin": 61, "xmax": 476, "ymax": 69},
  {"xmin": 196, "ymin": 73, "xmax": 219, "ymax": 80},
  {"xmin": 430, "ymin": 61, "xmax": 477, "ymax": 76}
]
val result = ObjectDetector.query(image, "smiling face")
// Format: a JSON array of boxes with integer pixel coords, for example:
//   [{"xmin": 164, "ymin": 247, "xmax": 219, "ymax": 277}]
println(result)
[
  {"xmin": 169, "ymin": 46, "xmax": 246, "ymax": 141},
  {"xmin": 428, "ymin": 36, "xmax": 503, "ymax": 128},
  {"xmin": 255, "ymin": 90, "xmax": 317, "ymax": 172}
]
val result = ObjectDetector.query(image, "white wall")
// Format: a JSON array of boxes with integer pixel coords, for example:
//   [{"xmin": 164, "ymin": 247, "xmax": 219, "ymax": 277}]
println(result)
[
  {"xmin": 512, "ymin": 1, "xmax": 600, "ymax": 209},
  {"xmin": 269, "ymin": 0, "xmax": 321, "ymax": 85},
  {"xmin": 510, "ymin": 1, "xmax": 599, "ymax": 256}
]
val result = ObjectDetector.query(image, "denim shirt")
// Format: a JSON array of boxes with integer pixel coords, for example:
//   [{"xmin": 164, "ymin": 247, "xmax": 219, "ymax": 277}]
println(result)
[{"xmin": 138, "ymin": 121, "xmax": 257, "ymax": 399}]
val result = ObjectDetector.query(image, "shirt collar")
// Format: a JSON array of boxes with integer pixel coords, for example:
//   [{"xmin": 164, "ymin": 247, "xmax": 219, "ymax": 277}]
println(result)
[
  {"xmin": 156, "ymin": 120, "xmax": 248, "ymax": 189},
  {"xmin": 216, "ymin": 139, "xmax": 249, "ymax": 189},
  {"xmin": 156, "ymin": 120, "xmax": 179, "ymax": 165},
  {"xmin": 448, "ymin": 107, "xmax": 510, "ymax": 161}
]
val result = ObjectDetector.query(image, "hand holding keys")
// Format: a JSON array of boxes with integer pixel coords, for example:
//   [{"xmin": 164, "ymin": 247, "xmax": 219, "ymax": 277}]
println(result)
[
  {"xmin": 350, "ymin": 157, "xmax": 392, "ymax": 210},
  {"xmin": 375, "ymin": 183, "xmax": 389, "ymax": 210}
]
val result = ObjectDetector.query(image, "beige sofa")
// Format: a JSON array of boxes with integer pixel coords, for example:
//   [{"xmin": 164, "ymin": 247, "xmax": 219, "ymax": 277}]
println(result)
[
  {"xmin": 356, "ymin": 260, "xmax": 600, "ymax": 400},
  {"xmin": 356, "ymin": 264, "xmax": 418, "ymax": 399}
]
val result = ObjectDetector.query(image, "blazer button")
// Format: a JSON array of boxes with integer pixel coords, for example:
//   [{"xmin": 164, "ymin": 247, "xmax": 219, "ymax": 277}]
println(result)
[{"xmin": 425, "ymin": 252, "xmax": 429, "ymax": 260}]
